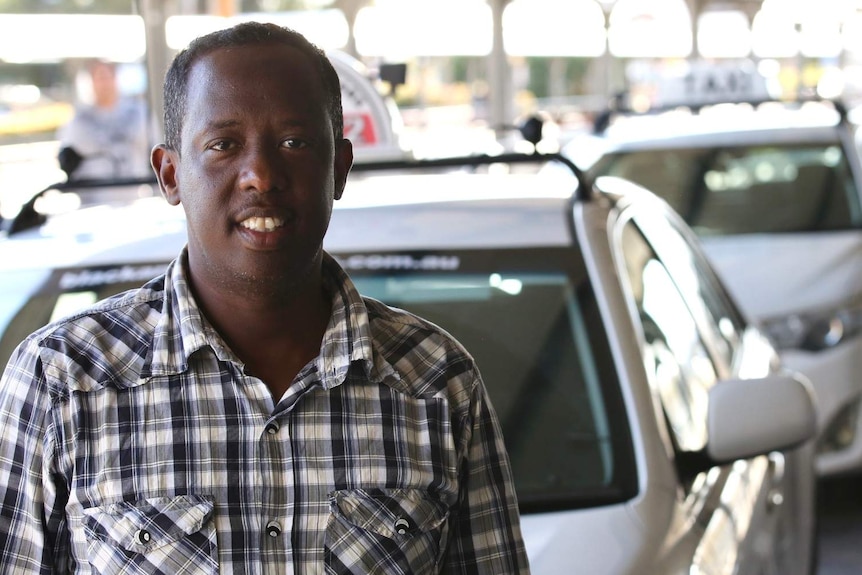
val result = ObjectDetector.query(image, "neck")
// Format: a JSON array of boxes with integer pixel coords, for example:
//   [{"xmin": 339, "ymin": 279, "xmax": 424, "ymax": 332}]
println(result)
[
  {"xmin": 94, "ymin": 93, "xmax": 118, "ymax": 109},
  {"xmin": 189, "ymin": 262, "xmax": 333, "ymax": 396}
]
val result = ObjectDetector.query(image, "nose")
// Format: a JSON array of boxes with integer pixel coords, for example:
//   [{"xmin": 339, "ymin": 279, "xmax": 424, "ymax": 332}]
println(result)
[{"xmin": 238, "ymin": 144, "xmax": 285, "ymax": 193}]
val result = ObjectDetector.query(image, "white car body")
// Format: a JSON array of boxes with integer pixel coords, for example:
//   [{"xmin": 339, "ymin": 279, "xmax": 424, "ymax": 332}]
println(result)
[
  {"xmin": 0, "ymin": 155, "xmax": 817, "ymax": 575},
  {"xmin": 570, "ymin": 101, "xmax": 862, "ymax": 477}
]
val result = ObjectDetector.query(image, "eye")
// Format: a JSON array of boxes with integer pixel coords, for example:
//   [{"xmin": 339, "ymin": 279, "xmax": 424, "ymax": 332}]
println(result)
[
  {"xmin": 208, "ymin": 139, "xmax": 235, "ymax": 152},
  {"xmin": 281, "ymin": 138, "xmax": 309, "ymax": 150}
]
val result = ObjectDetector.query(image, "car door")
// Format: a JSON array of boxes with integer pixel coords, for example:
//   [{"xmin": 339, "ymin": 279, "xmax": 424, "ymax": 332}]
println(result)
[{"xmin": 612, "ymin": 200, "xmax": 795, "ymax": 575}]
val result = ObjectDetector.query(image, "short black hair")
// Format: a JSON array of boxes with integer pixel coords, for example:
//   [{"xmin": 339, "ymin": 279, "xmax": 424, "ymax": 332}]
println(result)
[{"xmin": 162, "ymin": 21, "xmax": 343, "ymax": 152}]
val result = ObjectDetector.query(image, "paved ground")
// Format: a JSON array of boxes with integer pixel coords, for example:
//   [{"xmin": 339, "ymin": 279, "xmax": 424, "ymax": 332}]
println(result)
[{"xmin": 817, "ymin": 474, "xmax": 862, "ymax": 574}]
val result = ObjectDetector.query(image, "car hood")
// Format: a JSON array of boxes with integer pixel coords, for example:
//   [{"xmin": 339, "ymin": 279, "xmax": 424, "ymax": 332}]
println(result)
[
  {"xmin": 0, "ymin": 196, "xmax": 187, "ymax": 271},
  {"xmin": 699, "ymin": 231, "xmax": 862, "ymax": 319},
  {"xmin": 520, "ymin": 503, "xmax": 649, "ymax": 574}
]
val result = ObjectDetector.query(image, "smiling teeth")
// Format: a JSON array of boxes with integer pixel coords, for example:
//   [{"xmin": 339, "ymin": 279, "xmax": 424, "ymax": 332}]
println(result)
[{"xmin": 240, "ymin": 217, "xmax": 284, "ymax": 232}]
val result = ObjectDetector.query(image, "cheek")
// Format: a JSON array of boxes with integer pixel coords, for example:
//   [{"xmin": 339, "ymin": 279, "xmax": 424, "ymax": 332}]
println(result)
[
  {"xmin": 177, "ymin": 162, "xmax": 224, "ymax": 209},
  {"xmin": 179, "ymin": 187, "xmax": 221, "ymax": 234}
]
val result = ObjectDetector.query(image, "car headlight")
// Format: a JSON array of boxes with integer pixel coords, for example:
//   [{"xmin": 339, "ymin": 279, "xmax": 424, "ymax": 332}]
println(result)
[
  {"xmin": 762, "ymin": 306, "xmax": 862, "ymax": 352},
  {"xmin": 818, "ymin": 398, "xmax": 861, "ymax": 454}
]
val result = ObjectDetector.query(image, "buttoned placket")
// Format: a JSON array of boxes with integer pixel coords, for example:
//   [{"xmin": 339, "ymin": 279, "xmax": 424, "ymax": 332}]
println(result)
[
  {"xmin": 258, "ymin": 367, "xmax": 324, "ymax": 575},
  {"xmin": 259, "ymin": 409, "xmax": 293, "ymax": 573},
  {"xmin": 231, "ymin": 364, "xmax": 293, "ymax": 574}
]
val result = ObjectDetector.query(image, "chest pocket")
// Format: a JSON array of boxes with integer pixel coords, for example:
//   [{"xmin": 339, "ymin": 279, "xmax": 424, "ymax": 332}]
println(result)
[
  {"xmin": 82, "ymin": 494, "xmax": 218, "ymax": 574},
  {"xmin": 325, "ymin": 488, "xmax": 451, "ymax": 575}
]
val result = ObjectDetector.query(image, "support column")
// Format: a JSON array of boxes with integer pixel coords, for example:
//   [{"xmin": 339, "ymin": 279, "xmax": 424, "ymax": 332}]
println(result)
[
  {"xmin": 137, "ymin": 0, "xmax": 181, "ymax": 145},
  {"xmin": 488, "ymin": 0, "xmax": 514, "ymax": 144}
]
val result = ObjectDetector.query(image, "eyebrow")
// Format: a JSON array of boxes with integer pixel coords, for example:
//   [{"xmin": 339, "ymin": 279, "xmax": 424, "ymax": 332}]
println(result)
[
  {"xmin": 204, "ymin": 119, "xmax": 241, "ymax": 131},
  {"xmin": 202, "ymin": 118, "xmax": 310, "ymax": 132}
]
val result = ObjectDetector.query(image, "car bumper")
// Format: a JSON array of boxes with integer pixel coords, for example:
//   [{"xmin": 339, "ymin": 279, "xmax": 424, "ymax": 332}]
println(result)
[{"xmin": 780, "ymin": 334, "xmax": 862, "ymax": 477}]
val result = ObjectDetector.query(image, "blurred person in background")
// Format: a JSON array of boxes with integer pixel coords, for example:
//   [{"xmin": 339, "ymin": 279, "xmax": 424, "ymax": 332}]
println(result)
[{"xmin": 56, "ymin": 59, "xmax": 150, "ymax": 180}]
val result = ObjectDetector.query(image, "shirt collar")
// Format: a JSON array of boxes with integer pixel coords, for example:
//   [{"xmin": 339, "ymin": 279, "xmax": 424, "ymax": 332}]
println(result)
[
  {"xmin": 149, "ymin": 248, "xmax": 394, "ymax": 388},
  {"xmin": 316, "ymin": 252, "xmax": 398, "ymax": 389},
  {"xmin": 147, "ymin": 248, "xmax": 224, "ymax": 376}
]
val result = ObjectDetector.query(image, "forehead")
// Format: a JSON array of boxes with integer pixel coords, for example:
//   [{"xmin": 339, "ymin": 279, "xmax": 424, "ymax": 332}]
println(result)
[
  {"xmin": 188, "ymin": 42, "xmax": 321, "ymax": 93},
  {"xmin": 180, "ymin": 42, "xmax": 329, "ymax": 139}
]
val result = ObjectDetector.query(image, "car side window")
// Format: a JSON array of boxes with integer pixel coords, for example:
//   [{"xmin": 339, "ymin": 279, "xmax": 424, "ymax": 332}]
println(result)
[
  {"xmin": 619, "ymin": 222, "xmax": 717, "ymax": 454},
  {"xmin": 634, "ymin": 213, "xmax": 746, "ymax": 373}
]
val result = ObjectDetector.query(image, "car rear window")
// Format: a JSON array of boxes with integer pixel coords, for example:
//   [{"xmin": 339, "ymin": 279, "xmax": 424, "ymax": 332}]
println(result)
[
  {"xmin": 0, "ymin": 248, "xmax": 637, "ymax": 513},
  {"xmin": 340, "ymin": 247, "xmax": 637, "ymax": 512},
  {"xmin": 0, "ymin": 265, "xmax": 160, "ymax": 368},
  {"xmin": 591, "ymin": 142, "xmax": 861, "ymax": 235}
]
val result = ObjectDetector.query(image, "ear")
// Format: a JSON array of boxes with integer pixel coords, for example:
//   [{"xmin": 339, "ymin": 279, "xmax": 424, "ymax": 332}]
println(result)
[
  {"xmin": 151, "ymin": 144, "xmax": 181, "ymax": 206},
  {"xmin": 333, "ymin": 138, "xmax": 353, "ymax": 201}
]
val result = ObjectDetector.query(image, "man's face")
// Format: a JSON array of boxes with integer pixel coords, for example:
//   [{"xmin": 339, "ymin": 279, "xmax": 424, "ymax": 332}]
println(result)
[
  {"xmin": 90, "ymin": 62, "xmax": 118, "ymax": 108},
  {"xmin": 154, "ymin": 43, "xmax": 352, "ymax": 298}
]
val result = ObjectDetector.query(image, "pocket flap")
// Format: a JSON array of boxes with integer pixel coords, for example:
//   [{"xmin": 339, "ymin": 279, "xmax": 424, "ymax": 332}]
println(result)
[
  {"xmin": 83, "ymin": 494, "xmax": 214, "ymax": 553},
  {"xmin": 330, "ymin": 488, "xmax": 449, "ymax": 539}
]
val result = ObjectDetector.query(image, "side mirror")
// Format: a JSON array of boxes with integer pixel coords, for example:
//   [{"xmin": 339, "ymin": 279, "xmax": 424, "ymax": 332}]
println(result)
[
  {"xmin": 58, "ymin": 146, "xmax": 83, "ymax": 179},
  {"xmin": 707, "ymin": 372, "xmax": 817, "ymax": 463},
  {"xmin": 379, "ymin": 62, "xmax": 407, "ymax": 91},
  {"xmin": 519, "ymin": 115, "xmax": 544, "ymax": 148}
]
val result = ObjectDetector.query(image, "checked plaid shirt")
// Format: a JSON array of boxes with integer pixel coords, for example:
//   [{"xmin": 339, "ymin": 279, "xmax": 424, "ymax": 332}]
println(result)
[{"xmin": 0, "ymin": 250, "xmax": 530, "ymax": 575}]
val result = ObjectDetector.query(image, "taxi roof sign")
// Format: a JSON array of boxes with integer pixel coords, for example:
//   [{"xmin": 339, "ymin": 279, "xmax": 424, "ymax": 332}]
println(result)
[
  {"xmin": 328, "ymin": 51, "xmax": 407, "ymax": 162},
  {"xmin": 652, "ymin": 61, "xmax": 775, "ymax": 108}
]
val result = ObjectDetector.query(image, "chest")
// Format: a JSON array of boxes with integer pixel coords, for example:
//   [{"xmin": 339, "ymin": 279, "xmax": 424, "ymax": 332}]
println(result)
[{"xmin": 57, "ymin": 372, "xmax": 461, "ymax": 509}]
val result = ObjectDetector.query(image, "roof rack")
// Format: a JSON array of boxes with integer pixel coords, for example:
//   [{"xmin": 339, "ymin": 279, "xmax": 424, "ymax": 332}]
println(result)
[
  {"xmin": 353, "ymin": 149, "xmax": 583, "ymax": 179},
  {"xmin": 351, "ymin": 114, "xmax": 587, "ymax": 193}
]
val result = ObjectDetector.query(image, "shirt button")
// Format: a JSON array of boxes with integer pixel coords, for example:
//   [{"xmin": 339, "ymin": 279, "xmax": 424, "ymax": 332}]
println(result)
[
  {"xmin": 266, "ymin": 520, "xmax": 282, "ymax": 538},
  {"xmin": 394, "ymin": 517, "xmax": 413, "ymax": 535},
  {"xmin": 134, "ymin": 528, "xmax": 151, "ymax": 545},
  {"xmin": 265, "ymin": 422, "xmax": 280, "ymax": 435}
]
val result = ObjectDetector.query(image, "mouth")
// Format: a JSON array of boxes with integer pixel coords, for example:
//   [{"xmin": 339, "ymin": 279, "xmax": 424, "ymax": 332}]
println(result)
[{"xmin": 239, "ymin": 216, "xmax": 285, "ymax": 232}]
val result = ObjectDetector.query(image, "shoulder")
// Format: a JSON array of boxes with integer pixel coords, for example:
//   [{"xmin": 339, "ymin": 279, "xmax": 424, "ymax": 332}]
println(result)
[
  {"xmin": 362, "ymin": 296, "xmax": 479, "ymax": 400},
  {"xmin": 27, "ymin": 275, "xmax": 167, "ymax": 395},
  {"xmin": 362, "ymin": 295, "xmax": 473, "ymax": 359}
]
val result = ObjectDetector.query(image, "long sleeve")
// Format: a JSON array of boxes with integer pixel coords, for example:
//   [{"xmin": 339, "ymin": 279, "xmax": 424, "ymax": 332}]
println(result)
[
  {"xmin": 0, "ymin": 338, "xmax": 68, "ymax": 574},
  {"xmin": 443, "ymin": 373, "xmax": 531, "ymax": 575}
]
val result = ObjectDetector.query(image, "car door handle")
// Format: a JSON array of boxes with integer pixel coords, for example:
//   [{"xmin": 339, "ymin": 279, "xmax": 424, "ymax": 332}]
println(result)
[{"xmin": 767, "ymin": 451, "xmax": 786, "ymax": 511}]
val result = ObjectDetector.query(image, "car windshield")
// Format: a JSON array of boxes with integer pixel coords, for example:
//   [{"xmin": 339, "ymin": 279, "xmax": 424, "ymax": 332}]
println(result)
[
  {"xmin": 590, "ymin": 141, "xmax": 862, "ymax": 235},
  {"xmin": 0, "ymin": 246, "xmax": 637, "ymax": 513}
]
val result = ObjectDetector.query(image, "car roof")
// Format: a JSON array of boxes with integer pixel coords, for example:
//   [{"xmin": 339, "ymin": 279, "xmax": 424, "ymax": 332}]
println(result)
[
  {"xmin": 600, "ymin": 98, "xmax": 844, "ymax": 136},
  {"xmin": 0, "ymin": 167, "xmax": 580, "ymax": 272},
  {"xmin": 330, "ymin": 171, "xmax": 577, "ymax": 251},
  {"xmin": 567, "ymin": 100, "xmax": 848, "ymax": 168},
  {"xmin": 602, "ymin": 119, "xmax": 840, "ymax": 147}
]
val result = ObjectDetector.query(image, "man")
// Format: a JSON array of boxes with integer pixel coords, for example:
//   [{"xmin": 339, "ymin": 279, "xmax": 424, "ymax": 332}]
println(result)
[
  {"xmin": 0, "ymin": 22, "xmax": 530, "ymax": 574},
  {"xmin": 56, "ymin": 59, "xmax": 150, "ymax": 179}
]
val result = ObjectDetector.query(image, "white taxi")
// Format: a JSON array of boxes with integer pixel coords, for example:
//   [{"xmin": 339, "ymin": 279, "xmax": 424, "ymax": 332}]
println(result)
[{"xmin": 567, "ymin": 89, "xmax": 862, "ymax": 478}]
